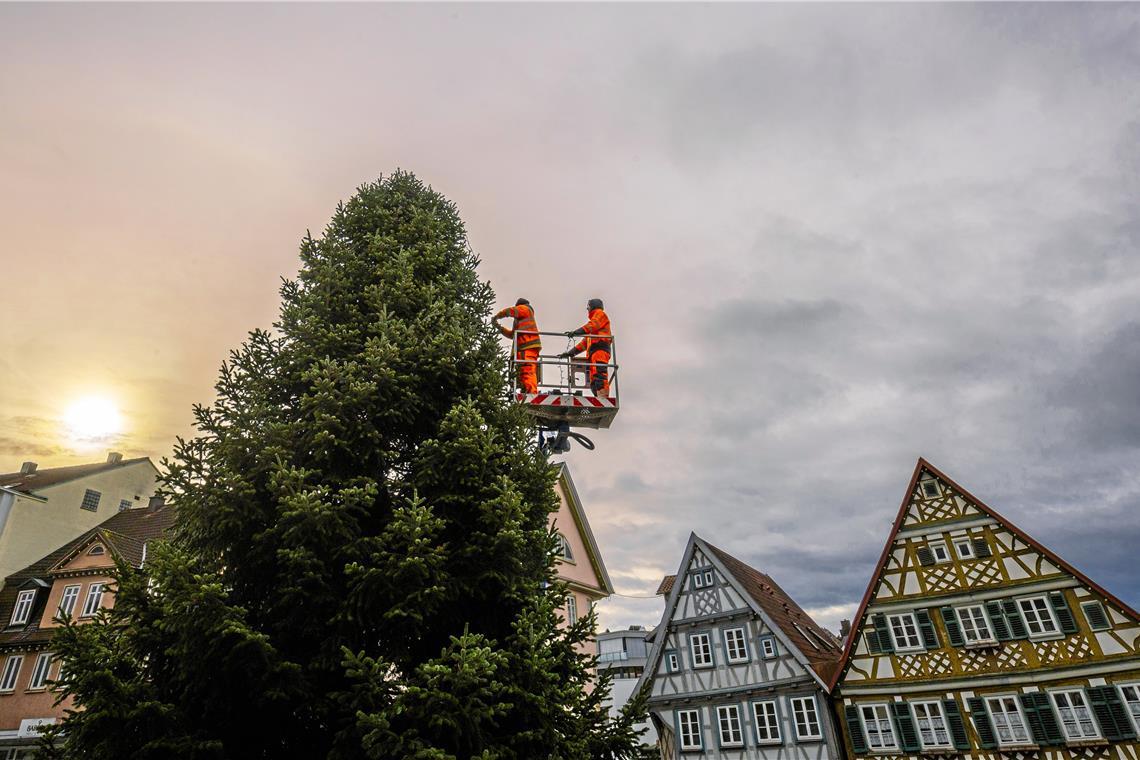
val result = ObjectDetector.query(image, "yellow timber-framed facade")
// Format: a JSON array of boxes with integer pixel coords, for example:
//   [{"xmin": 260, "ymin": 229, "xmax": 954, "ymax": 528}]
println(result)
[{"xmin": 832, "ymin": 459, "xmax": 1140, "ymax": 760}]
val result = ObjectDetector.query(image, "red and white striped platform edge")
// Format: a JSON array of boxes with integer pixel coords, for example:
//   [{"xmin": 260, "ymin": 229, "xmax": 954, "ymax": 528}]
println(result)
[{"xmin": 515, "ymin": 393, "xmax": 617, "ymax": 408}]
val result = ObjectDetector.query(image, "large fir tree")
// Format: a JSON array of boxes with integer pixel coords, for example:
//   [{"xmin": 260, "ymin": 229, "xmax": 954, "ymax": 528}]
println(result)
[{"xmin": 44, "ymin": 172, "xmax": 647, "ymax": 759}]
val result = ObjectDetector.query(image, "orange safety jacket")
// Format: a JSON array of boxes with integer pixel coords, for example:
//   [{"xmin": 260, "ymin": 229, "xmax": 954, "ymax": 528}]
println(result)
[
  {"xmin": 496, "ymin": 304, "xmax": 542, "ymax": 352},
  {"xmin": 573, "ymin": 308, "xmax": 611, "ymax": 355}
]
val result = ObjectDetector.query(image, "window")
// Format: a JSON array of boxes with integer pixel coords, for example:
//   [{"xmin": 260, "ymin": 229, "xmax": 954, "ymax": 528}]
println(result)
[
  {"xmin": 888, "ymin": 613, "xmax": 923, "ymax": 651},
  {"xmin": 860, "ymin": 704, "xmax": 898, "ymax": 750},
  {"xmin": 57, "ymin": 585, "xmax": 80, "ymax": 619},
  {"xmin": 1052, "ymin": 690, "xmax": 1100, "ymax": 740},
  {"xmin": 678, "ymin": 709, "xmax": 702, "ymax": 751},
  {"xmin": 724, "ymin": 628, "xmax": 748, "ymax": 663},
  {"xmin": 791, "ymin": 696, "xmax": 823, "ymax": 740},
  {"xmin": 665, "ymin": 651, "xmax": 680, "ymax": 673},
  {"xmin": 81, "ymin": 583, "xmax": 105, "ymax": 617},
  {"xmin": 1119, "ymin": 684, "xmax": 1140, "ymax": 730},
  {"xmin": 717, "ymin": 705, "xmax": 744, "ymax": 747},
  {"xmin": 10, "ymin": 590, "xmax": 35, "ymax": 626},
  {"xmin": 556, "ymin": 533, "xmax": 574, "ymax": 562},
  {"xmin": 759, "ymin": 635, "xmax": 777, "ymax": 658},
  {"xmin": 1081, "ymin": 601, "xmax": 1111, "ymax": 631},
  {"xmin": 80, "ymin": 489, "xmax": 101, "ymax": 512},
  {"xmin": 0, "ymin": 656, "xmax": 22, "ymax": 692},
  {"xmin": 930, "ymin": 541, "xmax": 951, "ymax": 563},
  {"xmin": 753, "ymin": 700, "xmax": 781, "ymax": 744},
  {"xmin": 986, "ymin": 696, "xmax": 1031, "ymax": 745},
  {"xmin": 957, "ymin": 605, "xmax": 994, "ymax": 644},
  {"xmin": 87, "ymin": 545, "xmax": 105, "ymax": 556},
  {"xmin": 1018, "ymin": 596, "xmax": 1059, "ymax": 637},
  {"xmin": 118, "ymin": 499, "xmax": 132, "ymax": 513},
  {"xmin": 922, "ymin": 480, "xmax": 941, "ymax": 498},
  {"xmin": 954, "ymin": 538, "xmax": 975, "ymax": 560},
  {"xmin": 692, "ymin": 569, "xmax": 714, "ymax": 589},
  {"xmin": 689, "ymin": 633, "xmax": 713, "ymax": 668},
  {"xmin": 913, "ymin": 701, "xmax": 952, "ymax": 748},
  {"xmin": 27, "ymin": 653, "xmax": 52, "ymax": 690}
]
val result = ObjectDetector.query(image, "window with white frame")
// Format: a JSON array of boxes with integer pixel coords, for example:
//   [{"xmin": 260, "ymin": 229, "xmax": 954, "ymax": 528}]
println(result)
[
  {"xmin": 956, "ymin": 605, "xmax": 993, "ymax": 643},
  {"xmin": 724, "ymin": 627, "xmax": 748, "ymax": 663},
  {"xmin": 887, "ymin": 613, "xmax": 924, "ymax": 651},
  {"xmin": 930, "ymin": 541, "xmax": 951, "ymax": 563},
  {"xmin": 678, "ymin": 709, "xmax": 702, "ymax": 750},
  {"xmin": 57, "ymin": 585, "xmax": 80, "ymax": 619},
  {"xmin": 922, "ymin": 480, "xmax": 941, "ymax": 498},
  {"xmin": 557, "ymin": 533, "xmax": 574, "ymax": 562},
  {"xmin": 954, "ymin": 538, "xmax": 975, "ymax": 560},
  {"xmin": 0, "ymin": 656, "xmax": 22, "ymax": 692},
  {"xmin": 753, "ymin": 700, "xmax": 781, "ymax": 744},
  {"xmin": 760, "ymin": 636, "xmax": 777, "ymax": 658},
  {"xmin": 1051, "ymin": 690, "xmax": 1100, "ymax": 740},
  {"xmin": 1018, "ymin": 596, "xmax": 1059, "ymax": 637},
  {"xmin": 986, "ymin": 696, "xmax": 1031, "ymax": 745},
  {"xmin": 1119, "ymin": 684, "xmax": 1140, "ymax": 730},
  {"xmin": 689, "ymin": 633, "xmax": 713, "ymax": 667},
  {"xmin": 913, "ymin": 701, "xmax": 952, "ymax": 748},
  {"xmin": 10, "ymin": 590, "xmax": 36, "ymax": 626},
  {"xmin": 791, "ymin": 696, "xmax": 823, "ymax": 740},
  {"xmin": 665, "ymin": 652, "xmax": 680, "ymax": 673},
  {"xmin": 81, "ymin": 583, "xmax": 105, "ymax": 617},
  {"xmin": 692, "ymin": 571, "xmax": 706, "ymax": 589},
  {"xmin": 717, "ymin": 705, "xmax": 744, "ymax": 747},
  {"xmin": 860, "ymin": 704, "xmax": 898, "ymax": 750},
  {"xmin": 27, "ymin": 652, "xmax": 52, "ymax": 690},
  {"xmin": 80, "ymin": 489, "xmax": 101, "ymax": 512}
]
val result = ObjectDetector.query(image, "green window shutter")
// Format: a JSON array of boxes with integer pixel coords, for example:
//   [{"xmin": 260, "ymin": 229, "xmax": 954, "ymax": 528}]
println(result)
[
  {"xmin": 1001, "ymin": 599, "xmax": 1029, "ymax": 639},
  {"xmin": 940, "ymin": 607, "xmax": 965, "ymax": 647},
  {"xmin": 873, "ymin": 613, "xmax": 894, "ymax": 653},
  {"xmin": 915, "ymin": 609, "xmax": 940, "ymax": 649},
  {"xmin": 916, "ymin": 546, "xmax": 935, "ymax": 566},
  {"xmin": 865, "ymin": 628, "xmax": 883, "ymax": 654},
  {"xmin": 985, "ymin": 601, "xmax": 1012, "ymax": 641},
  {"xmin": 845, "ymin": 705, "xmax": 869, "ymax": 755},
  {"xmin": 1048, "ymin": 592, "xmax": 1079, "ymax": 634},
  {"xmin": 890, "ymin": 702, "xmax": 921, "ymax": 752},
  {"xmin": 1082, "ymin": 601, "xmax": 1111, "ymax": 631},
  {"xmin": 1019, "ymin": 693, "xmax": 1064, "ymax": 746},
  {"xmin": 973, "ymin": 537, "xmax": 992, "ymax": 558},
  {"xmin": 1087, "ymin": 686, "xmax": 1138, "ymax": 741},
  {"xmin": 967, "ymin": 697, "xmax": 998, "ymax": 749},
  {"xmin": 943, "ymin": 699, "xmax": 971, "ymax": 750}
]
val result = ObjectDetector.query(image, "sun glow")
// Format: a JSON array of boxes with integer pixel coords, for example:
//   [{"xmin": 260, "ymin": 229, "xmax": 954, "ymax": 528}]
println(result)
[{"xmin": 64, "ymin": 397, "xmax": 123, "ymax": 442}]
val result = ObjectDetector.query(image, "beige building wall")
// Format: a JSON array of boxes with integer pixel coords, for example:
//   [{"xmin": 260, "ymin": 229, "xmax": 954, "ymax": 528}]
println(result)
[{"xmin": 0, "ymin": 461, "xmax": 158, "ymax": 584}]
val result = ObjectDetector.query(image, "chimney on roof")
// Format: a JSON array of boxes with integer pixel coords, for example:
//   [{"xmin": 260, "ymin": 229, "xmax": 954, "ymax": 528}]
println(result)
[
  {"xmin": 20, "ymin": 462, "xmax": 37, "ymax": 475},
  {"xmin": 839, "ymin": 619, "xmax": 852, "ymax": 639},
  {"xmin": 106, "ymin": 452, "xmax": 123, "ymax": 465},
  {"xmin": 147, "ymin": 495, "xmax": 164, "ymax": 512}
]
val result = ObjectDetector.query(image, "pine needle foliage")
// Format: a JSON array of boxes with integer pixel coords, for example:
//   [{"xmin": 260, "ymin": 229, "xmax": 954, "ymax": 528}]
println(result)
[{"xmin": 42, "ymin": 172, "xmax": 648, "ymax": 759}]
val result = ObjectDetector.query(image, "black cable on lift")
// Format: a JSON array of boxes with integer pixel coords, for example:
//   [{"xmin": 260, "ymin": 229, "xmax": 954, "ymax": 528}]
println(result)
[{"xmin": 565, "ymin": 431, "xmax": 595, "ymax": 450}]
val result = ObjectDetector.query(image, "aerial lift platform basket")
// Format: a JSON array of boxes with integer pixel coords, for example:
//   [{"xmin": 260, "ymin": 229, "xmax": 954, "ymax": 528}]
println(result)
[{"xmin": 508, "ymin": 330, "xmax": 619, "ymax": 450}]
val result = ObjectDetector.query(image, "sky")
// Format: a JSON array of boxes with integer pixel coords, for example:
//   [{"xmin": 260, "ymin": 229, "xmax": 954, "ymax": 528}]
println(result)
[{"xmin": 2, "ymin": 3, "xmax": 1139, "ymax": 635}]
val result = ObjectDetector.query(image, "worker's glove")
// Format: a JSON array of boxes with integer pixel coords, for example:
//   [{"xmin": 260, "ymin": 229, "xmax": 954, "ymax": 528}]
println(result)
[{"xmin": 558, "ymin": 350, "xmax": 574, "ymax": 359}]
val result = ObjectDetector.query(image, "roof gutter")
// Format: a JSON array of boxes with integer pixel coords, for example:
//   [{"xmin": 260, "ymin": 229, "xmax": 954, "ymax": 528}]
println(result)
[{"xmin": 0, "ymin": 486, "xmax": 46, "ymax": 503}]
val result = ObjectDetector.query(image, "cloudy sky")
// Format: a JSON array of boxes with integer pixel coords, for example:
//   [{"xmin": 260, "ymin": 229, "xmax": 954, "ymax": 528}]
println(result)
[{"xmin": 2, "ymin": 3, "xmax": 1138, "ymax": 633}]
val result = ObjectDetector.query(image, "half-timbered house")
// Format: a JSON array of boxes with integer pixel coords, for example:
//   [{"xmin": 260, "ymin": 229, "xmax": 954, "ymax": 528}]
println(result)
[
  {"xmin": 832, "ymin": 459, "xmax": 1140, "ymax": 760},
  {"xmin": 639, "ymin": 533, "xmax": 844, "ymax": 759}
]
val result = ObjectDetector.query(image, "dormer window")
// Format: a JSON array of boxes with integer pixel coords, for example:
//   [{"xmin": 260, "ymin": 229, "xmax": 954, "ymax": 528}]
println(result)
[
  {"xmin": 87, "ymin": 545, "xmax": 106, "ymax": 556},
  {"xmin": 9, "ymin": 590, "xmax": 36, "ymax": 626}
]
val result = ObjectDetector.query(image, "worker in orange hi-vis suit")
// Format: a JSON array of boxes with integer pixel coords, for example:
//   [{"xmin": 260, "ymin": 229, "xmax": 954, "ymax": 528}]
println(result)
[
  {"xmin": 558, "ymin": 298, "xmax": 612, "ymax": 396},
  {"xmin": 493, "ymin": 298, "xmax": 542, "ymax": 394}
]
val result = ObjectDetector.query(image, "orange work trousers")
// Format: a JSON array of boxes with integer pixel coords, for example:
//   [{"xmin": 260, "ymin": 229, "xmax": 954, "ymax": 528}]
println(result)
[
  {"xmin": 517, "ymin": 347, "xmax": 540, "ymax": 394},
  {"xmin": 588, "ymin": 348, "xmax": 610, "ymax": 396}
]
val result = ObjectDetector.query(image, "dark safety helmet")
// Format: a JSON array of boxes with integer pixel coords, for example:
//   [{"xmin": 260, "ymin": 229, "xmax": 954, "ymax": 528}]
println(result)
[
  {"xmin": 516, "ymin": 298, "xmax": 530, "ymax": 306},
  {"xmin": 587, "ymin": 298, "xmax": 604, "ymax": 311}
]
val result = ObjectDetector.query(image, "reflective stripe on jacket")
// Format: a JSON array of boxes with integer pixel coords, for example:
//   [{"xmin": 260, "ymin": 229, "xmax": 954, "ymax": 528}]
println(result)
[
  {"xmin": 498, "ymin": 304, "xmax": 542, "ymax": 351},
  {"xmin": 573, "ymin": 308, "xmax": 611, "ymax": 355}
]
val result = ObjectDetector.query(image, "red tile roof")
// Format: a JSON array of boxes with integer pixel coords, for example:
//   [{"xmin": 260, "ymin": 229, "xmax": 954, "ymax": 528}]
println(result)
[
  {"xmin": 656, "ymin": 575, "xmax": 676, "ymax": 596},
  {"xmin": 0, "ymin": 458, "xmax": 152, "ymax": 495}
]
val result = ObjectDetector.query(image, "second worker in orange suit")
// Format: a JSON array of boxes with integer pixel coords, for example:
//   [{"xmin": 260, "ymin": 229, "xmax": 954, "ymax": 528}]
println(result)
[
  {"xmin": 558, "ymin": 298, "xmax": 612, "ymax": 396},
  {"xmin": 493, "ymin": 298, "xmax": 542, "ymax": 394}
]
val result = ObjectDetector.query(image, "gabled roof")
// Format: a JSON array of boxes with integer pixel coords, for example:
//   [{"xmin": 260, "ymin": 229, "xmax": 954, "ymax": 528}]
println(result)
[
  {"xmin": 0, "ymin": 503, "xmax": 177, "ymax": 647},
  {"xmin": 555, "ymin": 463, "xmax": 614, "ymax": 595},
  {"xmin": 638, "ymin": 533, "xmax": 843, "ymax": 695},
  {"xmin": 829, "ymin": 457, "xmax": 1140, "ymax": 690},
  {"xmin": 0, "ymin": 457, "xmax": 154, "ymax": 496}
]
